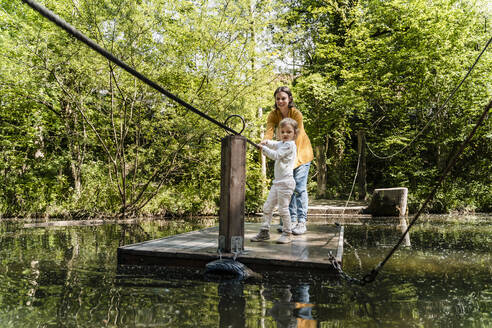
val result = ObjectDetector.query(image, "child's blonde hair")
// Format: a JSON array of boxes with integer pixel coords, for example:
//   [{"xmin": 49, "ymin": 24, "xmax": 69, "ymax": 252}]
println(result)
[{"xmin": 279, "ymin": 118, "xmax": 298, "ymax": 138}]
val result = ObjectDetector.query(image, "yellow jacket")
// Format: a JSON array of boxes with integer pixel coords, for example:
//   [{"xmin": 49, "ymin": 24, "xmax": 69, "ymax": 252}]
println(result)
[{"xmin": 263, "ymin": 107, "xmax": 314, "ymax": 168}]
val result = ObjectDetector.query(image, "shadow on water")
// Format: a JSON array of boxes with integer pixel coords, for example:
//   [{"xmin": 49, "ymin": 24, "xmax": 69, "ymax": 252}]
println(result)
[{"xmin": 0, "ymin": 214, "xmax": 490, "ymax": 327}]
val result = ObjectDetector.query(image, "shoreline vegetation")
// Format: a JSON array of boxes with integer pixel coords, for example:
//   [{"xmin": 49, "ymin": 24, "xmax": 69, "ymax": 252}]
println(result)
[
  {"xmin": 1, "ymin": 0, "xmax": 490, "ymax": 218},
  {"xmin": 1, "ymin": 203, "xmax": 490, "ymax": 222}
]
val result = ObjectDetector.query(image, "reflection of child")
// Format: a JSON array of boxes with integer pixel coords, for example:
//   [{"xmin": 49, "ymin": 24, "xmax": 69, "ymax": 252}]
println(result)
[
  {"xmin": 265, "ymin": 285, "xmax": 316, "ymax": 328},
  {"xmin": 251, "ymin": 118, "xmax": 298, "ymax": 244},
  {"xmin": 268, "ymin": 288, "xmax": 297, "ymax": 328}
]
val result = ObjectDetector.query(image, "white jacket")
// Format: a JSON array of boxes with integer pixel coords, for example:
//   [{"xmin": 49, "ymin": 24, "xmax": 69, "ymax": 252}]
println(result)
[{"xmin": 262, "ymin": 140, "xmax": 296, "ymax": 184}]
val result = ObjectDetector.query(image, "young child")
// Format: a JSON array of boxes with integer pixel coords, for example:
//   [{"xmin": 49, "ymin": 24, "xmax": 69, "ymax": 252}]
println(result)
[{"xmin": 251, "ymin": 117, "xmax": 298, "ymax": 244}]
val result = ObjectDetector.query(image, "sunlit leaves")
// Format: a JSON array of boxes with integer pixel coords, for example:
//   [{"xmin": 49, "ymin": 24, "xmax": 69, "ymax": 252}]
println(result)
[{"xmin": 0, "ymin": 0, "xmax": 276, "ymax": 216}]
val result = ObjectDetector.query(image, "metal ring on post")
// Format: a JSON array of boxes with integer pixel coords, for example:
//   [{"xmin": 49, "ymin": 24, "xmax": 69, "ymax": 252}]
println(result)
[{"xmin": 224, "ymin": 114, "xmax": 246, "ymax": 135}]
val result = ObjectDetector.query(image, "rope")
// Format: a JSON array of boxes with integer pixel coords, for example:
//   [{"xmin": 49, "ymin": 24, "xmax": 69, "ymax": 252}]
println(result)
[
  {"xmin": 341, "ymin": 151, "xmax": 361, "ymax": 215},
  {"xmin": 328, "ymin": 251, "xmax": 365, "ymax": 285},
  {"xmin": 333, "ymin": 38, "xmax": 491, "ymax": 284},
  {"xmin": 360, "ymin": 98, "xmax": 491, "ymax": 284},
  {"xmin": 330, "ymin": 99, "xmax": 490, "ymax": 285},
  {"xmin": 21, "ymin": 0, "xmax": 260, "ymax": 149},
  {"xmin": 366, "ymin": 36, "xmax": 491, "ymax": 160}
]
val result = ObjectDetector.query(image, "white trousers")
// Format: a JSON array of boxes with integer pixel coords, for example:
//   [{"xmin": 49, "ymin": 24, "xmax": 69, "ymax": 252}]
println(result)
[{"xmin": 261, "ymin": 181, "xmax": 295, "ymax": 233}]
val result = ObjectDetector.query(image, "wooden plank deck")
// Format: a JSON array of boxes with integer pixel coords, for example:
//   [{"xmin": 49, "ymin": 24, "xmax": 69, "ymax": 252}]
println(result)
[{"xmin": 117, "ymin": 222, "xmax": 343, "ymax": 275}]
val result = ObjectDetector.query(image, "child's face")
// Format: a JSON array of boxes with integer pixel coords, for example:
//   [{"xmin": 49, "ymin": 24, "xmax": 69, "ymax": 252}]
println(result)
[
  {"xmin": 279, "ymin": 124, "xmax": 296, "ymax": 142},
  {"xmin": 275, "ymin": 91, "xmax": 290, "ymax": 111}
]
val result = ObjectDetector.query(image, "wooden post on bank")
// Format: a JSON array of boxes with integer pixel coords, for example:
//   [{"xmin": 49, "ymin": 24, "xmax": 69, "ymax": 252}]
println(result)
[{"xmin": 219, "ymin": 135, "xmax": 246, "ymax": 253}]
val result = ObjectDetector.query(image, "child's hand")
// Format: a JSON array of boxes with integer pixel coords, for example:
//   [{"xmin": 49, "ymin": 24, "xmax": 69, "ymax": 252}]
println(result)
[{"xmin": 259, "ymin": 140, "xmax": 268, "ymax": 146}]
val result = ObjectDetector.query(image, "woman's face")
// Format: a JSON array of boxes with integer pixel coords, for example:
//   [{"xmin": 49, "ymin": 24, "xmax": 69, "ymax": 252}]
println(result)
[{"xmin": 275, "ymin": 91, "xmax": 290, "ymax": 111}]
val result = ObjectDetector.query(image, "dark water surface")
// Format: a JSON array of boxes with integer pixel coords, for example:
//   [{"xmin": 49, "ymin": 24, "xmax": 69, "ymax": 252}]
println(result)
[{"xmin": 0, "ymin": 215, "xmax": 490, "ymax": 327}]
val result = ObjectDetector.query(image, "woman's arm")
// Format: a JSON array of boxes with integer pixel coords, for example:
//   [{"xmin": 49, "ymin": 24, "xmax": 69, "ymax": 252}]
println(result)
[
  {"xmin": 263, "ymin": 111, "xmax": 277, "ymax": 141},
  {"xmin": 291, "ymin": 109, "xmax": 305, "ymax": 131}
]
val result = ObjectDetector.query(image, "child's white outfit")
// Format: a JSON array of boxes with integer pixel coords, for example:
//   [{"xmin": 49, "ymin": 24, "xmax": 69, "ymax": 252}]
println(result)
[{"xmin": 260, "ymin": 140, "xmax": 297, "ymax": 233}]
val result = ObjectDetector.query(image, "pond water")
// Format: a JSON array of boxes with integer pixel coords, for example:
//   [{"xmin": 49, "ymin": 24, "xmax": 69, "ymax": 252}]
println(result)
[{"xmin": 0, "ymin": 214, "xmax": 490, "ymax": 327}]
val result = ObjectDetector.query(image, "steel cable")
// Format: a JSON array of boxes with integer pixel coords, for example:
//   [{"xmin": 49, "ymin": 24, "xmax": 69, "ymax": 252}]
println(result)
[
  {"xmin": 361, "ymin": 98, "xmax": 491, "ymax": 284},
  {"xmin": 366, "ymin": 36, "xmax": 491, "ymax": 160},
  {"xmin": 21, "ymin": 0, "xmax": 260, "ymax": 149}
]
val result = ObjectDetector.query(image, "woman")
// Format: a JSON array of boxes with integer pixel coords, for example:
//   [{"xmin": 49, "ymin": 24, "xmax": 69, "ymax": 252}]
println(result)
[{"xmin": 263, "ymin": 86, "xmax": 314, "ymax": 235}]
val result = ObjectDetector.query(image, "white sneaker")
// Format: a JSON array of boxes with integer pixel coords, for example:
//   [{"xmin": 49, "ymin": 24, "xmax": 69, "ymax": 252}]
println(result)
[
  {"xmin": 276, "ymin": 232, "xmax": 292, "ymax": 244},
  {"xmin": 292, "ymin": 222, "xmax": 306, "ymax": 235}
]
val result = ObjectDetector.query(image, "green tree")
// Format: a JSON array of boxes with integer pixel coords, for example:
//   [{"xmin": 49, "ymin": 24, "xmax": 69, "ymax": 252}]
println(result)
[
  {"xmin": 341, "ymin": 0, "xmax": 491, "ymax": 212},
  {"xmin": 277, "ymin": 0, "xmax": 491, "ymax": 211},
  {"xmin": 0, "ymin": 0, "xmax": 277, "ymax": 217}
]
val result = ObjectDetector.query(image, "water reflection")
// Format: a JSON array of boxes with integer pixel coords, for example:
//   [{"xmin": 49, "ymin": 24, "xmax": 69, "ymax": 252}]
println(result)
[
  {"xmin": 263, "ymin": 284, "xmax": 315, "ymax": 328},
  {"xmin": 218, "ymin": 281, "xmax": 245, "ymax": 327},
  {"xmin": 398, "ymin": 216, "xmax": 411, "ymax": 247},
  {"xmin": 0, "ymin": 215, "xmax": 490, "ymax": 327},
  {"xmin": 26, "ymin": 260, "xmax": 39, "ymax": 306}
]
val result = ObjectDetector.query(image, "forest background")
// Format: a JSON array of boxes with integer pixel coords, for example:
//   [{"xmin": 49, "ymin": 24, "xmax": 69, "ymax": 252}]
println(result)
[{"xmin": 0, "ymin": 0, "xmax": 490, "ymax": 218}]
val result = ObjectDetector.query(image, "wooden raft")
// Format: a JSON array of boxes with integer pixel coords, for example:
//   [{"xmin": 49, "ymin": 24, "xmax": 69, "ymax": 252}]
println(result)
[{"xmin": 117, "ymin": 222, "xmax": 344, "ymax": 275}]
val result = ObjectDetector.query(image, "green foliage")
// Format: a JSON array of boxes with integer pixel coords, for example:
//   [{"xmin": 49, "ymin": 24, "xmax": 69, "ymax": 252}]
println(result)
[
  {"xmin": 410, "ymin": 178, "xmax": 492, "ymax": 214},
  {"xmin": 0, "ymin": 0, "xmax": 274, "ymax": 217},
  {"xmin": 69, "ymin": 161, "xmax": 122, "ymax": 215},
  {"xmin": 245, "ymin": 156, "xmax": 267, "ymax": 213},
  {"xmin": 277, "ymin": 0, "xmax": 491, "ymax": 212},
  {"xmin": 0, "ymin": 0, "xmax": 490, "ymax": 217}
]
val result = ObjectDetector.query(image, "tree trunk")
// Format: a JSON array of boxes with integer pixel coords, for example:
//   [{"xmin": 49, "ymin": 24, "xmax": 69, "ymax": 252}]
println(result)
[
  {"xmin": 258, "ymin": 107, "xmax": 267, "ymax": 197},
  {"xmin": 61, "ymin": 101, "xmax": 83, "ymax": 196},
  {"xmin": 357, "ymin": 131, "xmax": 367, "ymax": 200},
  {"xmin": 315, "ymin": 143, "xmax": 327, "ymax": 198}
]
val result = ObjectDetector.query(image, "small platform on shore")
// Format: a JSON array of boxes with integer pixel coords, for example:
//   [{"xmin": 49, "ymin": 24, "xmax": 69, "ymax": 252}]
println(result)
[
  {"xmin": 117, "ymin": 222, "xmax": 343, "ymax": 275},
  {"xmin": 307, "ymin": 199, "xmax": 368, "ymax": 215}
]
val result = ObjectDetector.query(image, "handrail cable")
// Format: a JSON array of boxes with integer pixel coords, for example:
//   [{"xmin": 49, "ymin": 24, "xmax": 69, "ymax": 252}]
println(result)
[
  {"xmin": 366, "ymin": 36, "xmax": 491, "ymax": 160},
  {"xmin": 21, "ymin": 0, "xmax": 260, "ymax": 149},
  {"xmin": 341, "ymin": 151, "xmax": 361, "ymax": 215},
  {"xmin": 361, "ymin": 98, "xmax": 491, "ymax": 284},
  {"xmin": 331, "ymin": 98, "xmax": 491, "ymax": 285}
]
